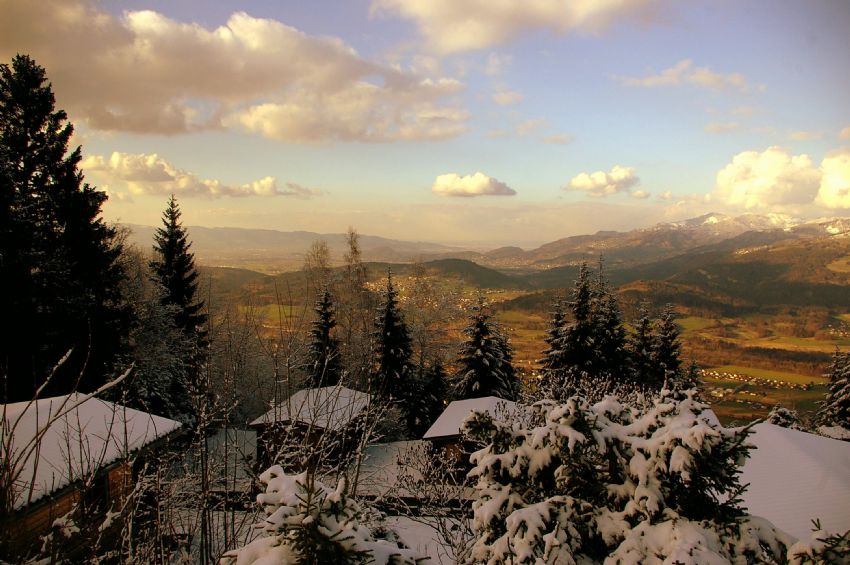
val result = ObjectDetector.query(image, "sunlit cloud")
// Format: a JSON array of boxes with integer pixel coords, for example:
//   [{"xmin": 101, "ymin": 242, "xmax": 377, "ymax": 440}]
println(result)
[
  {"xmin": 787, "ymin": 130, "xmax": 823, "ymax": 141},
  {"xmin": 617, "ymin": 59, "xmax": 759, "ymax": 93},
  {"xmin": 714, "ymin": 146, "xmax": 821, "ymax": 209},
  {"xmin": 816, "ymin": 149, "xmax": 850, "ymax": 209},
  {"xmin": 705, "ymin": 122, "xmax": 740, "ymax": 134},
  {"xmin": 841, "ymin": 126, "xmax": 850, "ymax": 140},
  {"xmin": 370, "ymin": 0, "xmax": 663, "ymax": 53},
  {"xmin": 82, "ymin": 152, "xmax": 322, "ymax": 199},
  {"xmin": 432, "ymin": 172, "xmax": 516, "ymax": 197},
  {"xmin": 567, "ymin": 165, "xmax": 641, "ymax": 198},
  {"xmin": 0, "ymin": 0, "xmax": 468, "ymax": 142},
  {"xmin": 543, "ymin": 134, "xmax": 574, "ymax": 145},
  {"xmin": 492, "ymin": 89, "xmax": 523, "ymax": 106}
]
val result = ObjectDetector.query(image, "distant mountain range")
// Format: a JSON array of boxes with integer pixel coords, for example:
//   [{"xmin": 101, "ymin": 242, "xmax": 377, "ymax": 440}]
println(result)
[{"xmin": 123, "ymin": 213, "xmax": 850, "ymax": 276}]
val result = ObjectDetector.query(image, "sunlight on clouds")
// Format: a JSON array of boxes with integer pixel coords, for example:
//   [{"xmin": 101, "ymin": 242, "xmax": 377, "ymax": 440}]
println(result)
[
  {"xmin": 492, "ymin": 90, "xmax": 523, "ymax": 105},
  {"xmin": 705, "ymin": 122, "xmax": 740, "ymax": 134},
  {"xmin": 432, "ymin": 172, "xmax": 516, "ymax": 197},
  {"xmin": 0, "ymin": 0, "xmax": 467, "ymax": 142},
  {"xmin": 82, "ymin": 152, "xmax": 321, "ymax": 199},
  {"xmin": 568, "ymin": 165, "xmax": 641, "ymax": 198},
  {"xmin": 816, "ymin": 149, "xmax": 850, "ymax": 209},
  {"xmin": 371, "ymin": 0, "xmax": 660, "ymax": 53},
  {"xmin": 543, "ymin": 134, "xmax": 574, "ymax": 145},
  {"xmin": 618, "ymin": 59, "xmax": 758, "ymax": 93},
  {"xmin": 841, "ymin": 126, "xmax": 850, "ymax": 140},
  {"xmin": 714, "ymin": 147, "xmax": 820, "ymax": 209}
]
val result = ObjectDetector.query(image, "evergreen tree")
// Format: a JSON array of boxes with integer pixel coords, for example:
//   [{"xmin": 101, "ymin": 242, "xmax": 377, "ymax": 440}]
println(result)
[
  {"xmin": 306, "ymin": 287, "xmax": 343, "ymax": 388},
  {"xmin": 560, "ymin": 263, "xmax": 596, "ymax": 383},
  {"xmin": 538, "ymin": 297, "xmax": 567, "ymax": 390},
  {"xmin": 818, "ymin": 349, "xmax": 850, "ymax": 431},
  {"xmin": 628, "ymin": 304, "xmax": 657, "ymax": 387},
  {"xmin": 591, "ymin": 261, "xmax": 628, "ymax": 381},
  {"xmin": 454, "ymin": 297, "xmax": 517, "ymax": 401},
  {"xmin": 150, "ymin": 195, "xmax": 206, "ymax": 342},
  {"xmin": 410, "ymin": 359, "xmax": 448, "ymax": 436},
  {"xmin": 653, "ymin": 304, "xmax": 683, "ymax": 386},
  {"xmin": 1, "ymin": 55, "xmax": 128, "ymax": 401},
  {"xmin": 372, "ymin": 271, "xmax": 413, "ymax": 402}
]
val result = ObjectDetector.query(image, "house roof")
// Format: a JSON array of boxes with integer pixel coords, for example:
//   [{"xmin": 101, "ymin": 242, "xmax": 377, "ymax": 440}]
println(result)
[
  {"xmin": 249, "ymin": 386, "xmax": 371, "ymax": 432},
  {"xmin": 423, "ymin": 396, "xmax": 520, "ymax": 440},
  {"xmin": 3, "ymin": 393, "xmax": 181, "ymax": 509},
  {"xmin": 739, "ymin": 422, "xmax": 850, "ymax": 540}
]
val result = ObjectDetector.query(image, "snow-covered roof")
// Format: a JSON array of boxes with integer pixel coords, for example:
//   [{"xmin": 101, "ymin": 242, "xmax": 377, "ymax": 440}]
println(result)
[
  {"xmin": 423, "ymin": 396, "xmax": 520, "ymax": 440},
  {"xmin": 249, "ymin": 386, "xmax": 371, "ymax": 432},
  {"xmin": 2, "ymin": 393, "xmax": 182, "ymax": 509},
  {"xmin": 740, "ymin": 422, "xmax": 850, "ymax": 540}
]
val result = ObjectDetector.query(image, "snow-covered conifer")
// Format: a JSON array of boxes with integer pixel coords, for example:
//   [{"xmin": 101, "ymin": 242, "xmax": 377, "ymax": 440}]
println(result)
[
  {"xmin": 768, "ymin": 404, "xmax": 803, "ymax": 430},
  {"xmin": 306, "ymin": 287, "xmax": 343, "ymax": 388},
  {"xmin": 221, "ymin": 467, "xmax": 426, "ymax": 564},
  {"xmin": 454, "ymin": 297, "xmax": 518, "ymax": 401},
  {"xmin": 818, "ymin": 350, "xmax": 850, "ymax": 432}
]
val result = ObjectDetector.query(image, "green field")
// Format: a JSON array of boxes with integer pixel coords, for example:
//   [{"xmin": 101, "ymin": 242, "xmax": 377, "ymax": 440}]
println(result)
[{"xmin": 708, "ymin": 365, "xmax": 826, "ymax": 385}]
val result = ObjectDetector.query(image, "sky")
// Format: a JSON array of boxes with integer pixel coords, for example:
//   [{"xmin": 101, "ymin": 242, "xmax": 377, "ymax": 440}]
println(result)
[{"xmin": 2, "ymin": 0, "xmax": 849, "ymax": 246}]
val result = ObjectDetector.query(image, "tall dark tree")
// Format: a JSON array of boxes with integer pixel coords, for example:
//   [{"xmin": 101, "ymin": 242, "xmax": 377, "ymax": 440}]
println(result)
[
  {"xmin": 306, "ymin": 287, "xmax": 343, "ymax": 388},
  {"xmin": 628, "ymin": 304, "xmax": 658, "ymax": 387},
  {"xmin": 559, "ymin": 263, "xmax": 596, "ymax": 382},
  {"xmin": 372, "ymin": 271, "xmax": 413, "ymax": 401},
  {"xmin": 538, "ymin": 296, "xmax": 567, "ymax": 389},
  {"xmin": 653, "ymin": 304, "xmax": 683, "ymax": 386},
  {"xmin": 818, "ymin": 349, "xmax": 850, "ymax": 431},
  {"xmin": 150, "ymin": 195, "xmax": 206, "ymax": 342},
  {"xmin": 591, "ymin": 261, "xmax": 628, "ymax": 381},
  {"xmin": 419, "ymin": 359, "xmax": 448, "ymax": 432},
  {"xmin": 454, "ymin": 297, "xmax": 517, "ymax": 401},
  {"xmin": 1, "ymin": 55, "xmax": 128, "ymax": 401}
]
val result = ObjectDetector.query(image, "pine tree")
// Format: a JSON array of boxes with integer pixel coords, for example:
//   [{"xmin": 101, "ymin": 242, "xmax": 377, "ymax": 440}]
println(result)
[
  {"xmin": 306, "ymin": 287, "xmax": 343, "ymax": 388},
  {"xmin": 1, "ymin": 55, "xmax": 129, "ymax": 401},
  {"xmin": 818, "ymin": 350, "xmax": 850, "ymax": 431},
  {"xmin": 410, "ymin": 359, "xmax": 448, "ymax": 436},
  {"xmin": 591, "ymin": 261, "xmax": 628, "ymax": 381},
  {"xmin": 150, "ymin": 195, "xmax": 206, "ymax": 342},
  {"xmin": 560, "ymin": 263, "xmax": 596, "ymax": 383},
  {"xmin": 454, "ymin": 297, "xmax": 517, "ymax": 401},
  {"xmin": 628, "ymin": 304, "xmax": 657, "ymax": 387},
  {"xmin": 653, "ymin": 304, "xmax": 683, "ymax": 386},
  {"xmin": 538, "ymin": 297, "xmax": 567, "ymax": 390},
  {"xmin": 372, "ymin": 271, "xmax": 413, "ymax": 402}
]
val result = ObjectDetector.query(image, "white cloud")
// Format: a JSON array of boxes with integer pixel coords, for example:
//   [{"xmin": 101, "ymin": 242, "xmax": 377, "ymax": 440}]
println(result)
[
  {"xmin": 714, "ymin": 146, "xmax": 821, "ymax": 209},
  {"xmin": 0, "ymin": 0, "xmax": 467, "ymax": 141},
  {"xmin": 816, "ymin": 149, "xmax": 850, "ymax": 209},
  {"xmin": 841, "ymin": 126, "xmax": 850, "ymax": 140},
  {"xmin": 631, "ymin": 189, "xmax": 651, "ymax": 199},
  {"xmin": 370, "ymin": 0, "xmax": 661, "ymax": 53},
  {"xmin": 82, "ymin": 152, "xmax": 321, "ymax": 199},
  {"xmin": 567, "ymin": 165, "xmax": 640, "ymax": 197},
  {"xmin": 705, "ymin": 122, "xmax": 740, "ymax": 133},
  {"xmin": 432, "ymin": 172, "xmax": 516, "ymax": 197},
  {"xmin": 492, "ymin": 89, "xmax": 523, "ymax": 105},
  {"xmin": 618, "ymin": 59, "xmax": 757, "ymax": 93}
]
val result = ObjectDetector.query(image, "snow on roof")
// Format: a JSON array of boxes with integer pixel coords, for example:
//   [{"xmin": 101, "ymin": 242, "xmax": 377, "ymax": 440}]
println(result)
[
  {"xmin": 740, "ymin": 422, "xmax": 850, "ymax": 540},
  {"xmin": 3, "ymin": 393, "xmax": 181, "ymax": 509},
  {"xmin": 249, "ymin": 386, "xmax": 371, "ymax": 432},
  {"xmin": 423, "ymin": 396, "xmax": 519, "ymax": 440}
]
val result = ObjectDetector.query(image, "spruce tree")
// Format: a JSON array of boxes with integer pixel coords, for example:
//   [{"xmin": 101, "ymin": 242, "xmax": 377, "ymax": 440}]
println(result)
[
  {"xmin": 1, "ymin": 55, "xmax": 128, "ymax": 401},
  {"xmin": 150, "ymin": 195, "xmax": 206, "ymax": 342},
  {"xmin": 372, "ymin": 271, "xmax": 413, "ymax": 401},
  {"xmin": 454, "ymin": 297, "xmax": 517, "ymax": 401},
  {"xmin": 629, "ymin": 305, "xmax": 658, "ymax": 387},
  {"xmin": 306, "ymin": 287, "xmax": 343, "ymax": 388},
  {"xmin": 653, "ymin": 304, "xmax": 683, "ymax": 386},
  {"xmin": 818, "ymin": 349, "xmax": 850, "ymax": 431},
  {"xmin": 591, "ymin": 262, "xmax": 628, "ymax": 382},
  {"xmin": 538, "ymin": 297, "xmax": 567, "ymax": 390},
  {"xmin": 560, "ymin": 263, "xmax": 596, "ymax": 383}
]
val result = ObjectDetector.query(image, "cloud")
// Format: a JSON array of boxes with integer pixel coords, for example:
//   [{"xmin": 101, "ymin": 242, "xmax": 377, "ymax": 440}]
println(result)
[
  {"xmin": 432, "ymin": 172, "xmax": 516, "ymax": 197},
  {"xmin": 0, "ymin": 0, "xmax": 467, "ymax": 142},
  {"xmin": 516, "ymin": 118, "xmax": 547, "ymax": 136},
  {"xmin": 787, "ymin": 130, "xmax": 823, "ymax": 141},
  {"xmin": 543, "ymin": 134, "xmax": 574, "ymax": 145},
  {"xmin": 482, "ymin": 53, "xmax": 512, "ymax": 75},
  {"xmin": 631, "ymin": 189, "xmax": 651, "ymax": 199},
  {"xmin": 492, "ymin": 89, "xmax": 523, "ymax": 105},
  {"xmin": 841, "ymin": 126, "xmax": 850, "ymax": 140},
  {"xmin": 370, "ymin": 0, "xmax": 662, "ymax": 53},
  {"xmin": 617, "ymin": 59, "xmax": 758, "ymax": 93},
  {"xmin": 705, "ymin": 122, "xmax": 740, "ymax": 133},
  {"xmin": 714, "ymin": 146, "xmax": 821, "ymax": 209},
  {"xmin": 82, "ymin": 152, "xmax": 322, "ymax": 199},
  {"xmin": 816, "ymin": 149, "xmax": 850, "ymax": 209},
  {"xmin": 567, "ymin": 165, "xmax": 640, "ymax": 198}
]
